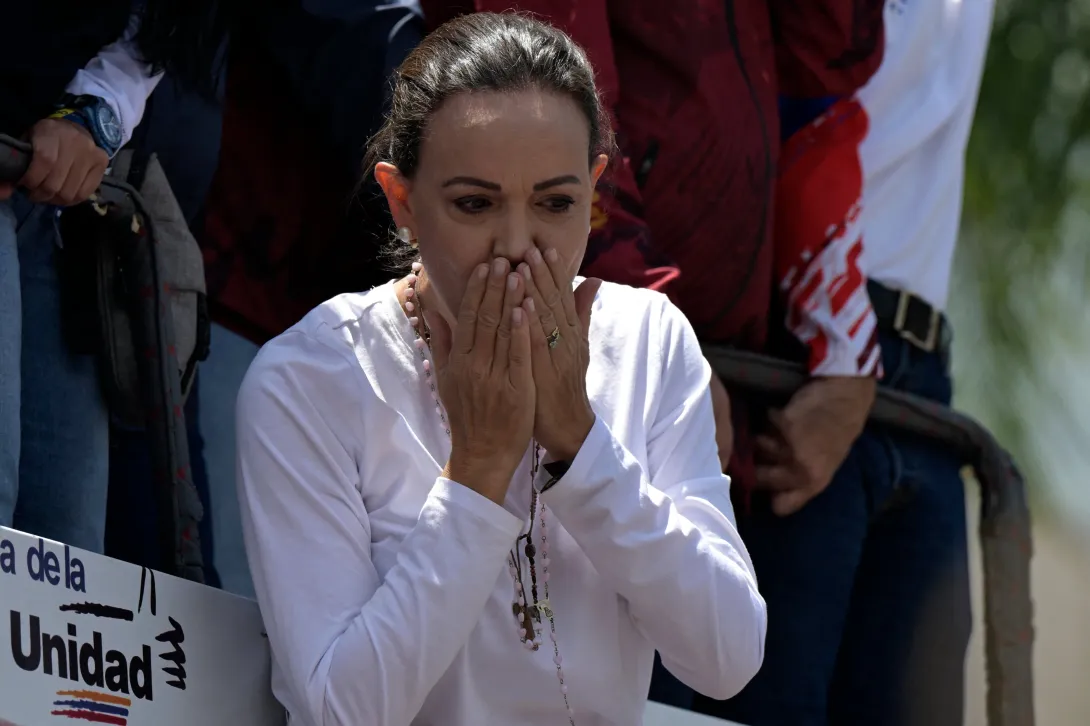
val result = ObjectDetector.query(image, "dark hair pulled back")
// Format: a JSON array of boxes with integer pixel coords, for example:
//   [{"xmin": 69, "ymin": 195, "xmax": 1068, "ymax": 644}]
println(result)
[{"xmin": 364, "ymin": 12, "xmax": 615, "ymax": 180}]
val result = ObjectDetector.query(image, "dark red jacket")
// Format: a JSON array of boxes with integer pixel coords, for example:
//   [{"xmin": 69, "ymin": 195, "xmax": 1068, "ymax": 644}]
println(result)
[{"xmin": 200, "ymin": 5, "xmax": 425, "ymax": 345}]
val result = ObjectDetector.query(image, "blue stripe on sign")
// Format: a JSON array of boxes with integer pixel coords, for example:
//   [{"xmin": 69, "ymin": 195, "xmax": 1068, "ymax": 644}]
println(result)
[{"xmin": 51, "ymin": 699, "xmax": 130, "ymax": 717}]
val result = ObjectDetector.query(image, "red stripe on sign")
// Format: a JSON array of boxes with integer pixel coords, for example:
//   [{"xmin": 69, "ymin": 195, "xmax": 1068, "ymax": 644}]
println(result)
[{"xmin": 50, "ymin": 710, "xmax": 126, "ymax": 725}]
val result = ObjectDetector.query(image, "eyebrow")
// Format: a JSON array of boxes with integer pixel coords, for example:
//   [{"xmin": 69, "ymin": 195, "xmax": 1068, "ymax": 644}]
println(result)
[
  {"xmin": 533, "ymin": 175, "xmax": 581, "ymax": 191},
  {"xmin": 440, "ymin": 175, "xmax": 582, "ymax": 192},
  {"xmin": 441, "ymin": 176, "xmax": 501, "ymax": 190}
]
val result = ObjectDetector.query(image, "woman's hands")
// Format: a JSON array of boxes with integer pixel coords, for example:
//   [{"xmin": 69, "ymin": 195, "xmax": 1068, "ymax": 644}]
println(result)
[
  {"xmin": 427, "ymin": 258, "xmax": 535, "ymax": 504},
  {"xmin": 428, "ymin": 248, "xmax": 599, "ymax": 501},
  {"xmin": 517, "ymin": 248, "xmax": 600, "ymax": 462}
]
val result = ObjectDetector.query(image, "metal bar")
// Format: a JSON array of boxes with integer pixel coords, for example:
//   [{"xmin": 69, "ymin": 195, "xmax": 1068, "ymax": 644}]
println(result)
[{"xmin": 702, "ymin": 345, "xmax": 1035, "ymax": 726}]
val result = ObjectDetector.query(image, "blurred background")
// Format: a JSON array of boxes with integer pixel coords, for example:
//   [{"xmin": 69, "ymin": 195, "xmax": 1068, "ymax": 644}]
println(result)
[{"xmin": 955, "ymin": 1, "xmax": 1090, "ymax": 722}]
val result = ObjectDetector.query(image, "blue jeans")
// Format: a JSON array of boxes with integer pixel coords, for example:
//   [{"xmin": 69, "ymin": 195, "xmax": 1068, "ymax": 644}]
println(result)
[
  {"xmin": 691, "ymin": 330, "xmax": 971, "ymax": 726},
  {"xmin": 106, "ymin": 373, "xmax": 221, "ymax": 587},
  {"xmin": 0, "ymin": 196, "xmax": 109, "ymax": 552},
  {"xmin": 198, "ymin": 322, "xmax": 259, "ymax": 598}
]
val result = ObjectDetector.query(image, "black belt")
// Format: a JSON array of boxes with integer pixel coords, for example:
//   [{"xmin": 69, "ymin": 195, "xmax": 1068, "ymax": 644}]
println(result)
[{"xmin": 867, "ymin": 280, "xmax": 952, "ymax": 360}]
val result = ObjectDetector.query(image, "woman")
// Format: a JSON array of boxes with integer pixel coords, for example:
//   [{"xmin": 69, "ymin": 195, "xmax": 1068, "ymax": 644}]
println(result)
[{"xmin": 236, "ymin": 12, "xmax": 765, "ymax": 726}]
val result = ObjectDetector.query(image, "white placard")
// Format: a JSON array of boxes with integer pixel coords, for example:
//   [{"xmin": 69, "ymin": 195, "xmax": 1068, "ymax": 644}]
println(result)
[
  {"xmin": 0, "ymin": 526, "xmax": 747, "ymax": 726},
  {"xmin": 0, "ymin": 527, "xmax": 283, "ymax": 726},
  {"xmin": 643, "ymin": 701, "xmax": 745, "ymax": 726}
]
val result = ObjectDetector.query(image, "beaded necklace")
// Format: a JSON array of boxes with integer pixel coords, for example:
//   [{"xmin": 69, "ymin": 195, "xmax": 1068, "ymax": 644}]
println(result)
[{"xmin": 403, "ymin": 265, "xmax": 575, "ymax": 724}]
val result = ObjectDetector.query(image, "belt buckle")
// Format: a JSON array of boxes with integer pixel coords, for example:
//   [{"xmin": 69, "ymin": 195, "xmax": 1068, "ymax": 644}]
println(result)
[{"xmin": 893, "ymin": 290, "xmax": 939, "ymax": 353}]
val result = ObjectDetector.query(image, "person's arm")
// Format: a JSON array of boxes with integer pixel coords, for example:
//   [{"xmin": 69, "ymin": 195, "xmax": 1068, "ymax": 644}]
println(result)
[
  {"xmin": 770, "ymin": 0, "xmax": 887, "ymax": 377},
  {"xmin": 1, "ymin": 14, "xmax": 163, "ymax": 204},
  {"xmin": 541, "ymin": 297, "xmax": 766, "ymax": 699},
  {"xmin": 774, "ymin": 96, "xmax": 880, "ymax": 376},
  {"xmin": 742, "ymin": 1, "xmax": 886, "ymax": 515},
  {"xmin": 236, "ymin": 330, "xmax": 524, "ymax": 726},
  {"xmin": 65, "ymin": 14, "xmax": 163, "ymax": 149}
]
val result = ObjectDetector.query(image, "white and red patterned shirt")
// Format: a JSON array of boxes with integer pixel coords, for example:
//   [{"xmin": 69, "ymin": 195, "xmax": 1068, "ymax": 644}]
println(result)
[
  {"xmin": 775, "ymin": 97, "xmax": 882, "ymax": 377},
  {"xmin": 774, "ymin": 0, "xmax": 993, "ymax": 376}
]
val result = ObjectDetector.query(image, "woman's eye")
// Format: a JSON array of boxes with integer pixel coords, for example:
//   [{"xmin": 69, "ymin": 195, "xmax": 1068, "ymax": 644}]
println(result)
[
  {"xmin": 541, "ymin": 196, "xmax": 575, "ymax": 213},
  {"xmin": 453, "ymin": 196, "xmax": 492, "ymax": 214}
]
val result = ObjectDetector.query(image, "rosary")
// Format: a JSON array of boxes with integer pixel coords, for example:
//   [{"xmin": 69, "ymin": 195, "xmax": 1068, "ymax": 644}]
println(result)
[{"xmin": 403, "ymin": 267, "xmax": 576, "ymax": 723}]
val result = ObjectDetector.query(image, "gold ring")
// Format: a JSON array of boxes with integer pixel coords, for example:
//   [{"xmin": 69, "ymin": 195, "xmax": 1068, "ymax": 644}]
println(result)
[{"xmin": 546, "ymin": 327, "xmax": 561, "ymax": 349}]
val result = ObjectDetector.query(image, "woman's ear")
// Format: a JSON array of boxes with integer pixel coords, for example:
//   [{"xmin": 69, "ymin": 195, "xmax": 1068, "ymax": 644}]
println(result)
[
  {"xmin": 375, "ymin": 162, "xmax": 416, "ymax": 230},
  {"xmin": 590, "ymin": 154, "xmax": 609, "ymax": 187}
]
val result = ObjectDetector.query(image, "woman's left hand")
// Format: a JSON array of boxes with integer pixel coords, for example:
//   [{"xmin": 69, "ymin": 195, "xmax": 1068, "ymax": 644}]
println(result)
[{"xmin": 518, "ymin": 248, "xmax": 600, "ymax": 462}]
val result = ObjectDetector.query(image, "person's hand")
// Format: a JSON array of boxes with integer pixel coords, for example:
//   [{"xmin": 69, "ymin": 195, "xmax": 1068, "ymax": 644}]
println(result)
[
  {"xmin": 754, "ymin": 376, "xmax": 876, "ymax": 516},
  {"xmin": 427, "ymin": 258, "xmax": 535, "ymax": 504},
  {"xmin": 708, "ymin": 370, "xmax": 733, "ymax": 472},
  {"xmin": 517, "ymin": 248, "xmax": 599, "ymax": 462},
  {"xmin": 5, "ymin": 118, "xmax": 109, "ymax": 206}
]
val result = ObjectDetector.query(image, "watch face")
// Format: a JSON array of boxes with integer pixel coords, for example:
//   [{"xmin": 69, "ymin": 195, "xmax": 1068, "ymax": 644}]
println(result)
[{"xmin": 95, "ymin": 104, "xmax": 123, "ymax": 148}]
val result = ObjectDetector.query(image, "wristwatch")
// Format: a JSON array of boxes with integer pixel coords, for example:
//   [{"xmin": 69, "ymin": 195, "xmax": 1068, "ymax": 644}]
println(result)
[
  {"xmin": 49, "ymin": 94, "xmax": 124, "ymax": 157},
  {"xmin": 540, "ymin": 460, "xmax": 571, "ymax": 493}
]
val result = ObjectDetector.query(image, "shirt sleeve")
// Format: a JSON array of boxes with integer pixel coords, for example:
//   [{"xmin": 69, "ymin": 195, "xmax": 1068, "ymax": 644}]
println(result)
[
  {"xmin": 236, "ymin": 330, "xmax": 524, "ymax": 726},
  {"xmin": 65, "ymin": 15, "xmax": 163, "ymax": 149},
  {"xmin": 540, "ymin": 299, "xmax": 766, "ymax": 700},
  {"xmin": 770, "ymin": 0, "xmax": 886, "ymax": 376},
  {"xmin": 773, "ymin": 96, "xmax": 882, "ymax": 377}
]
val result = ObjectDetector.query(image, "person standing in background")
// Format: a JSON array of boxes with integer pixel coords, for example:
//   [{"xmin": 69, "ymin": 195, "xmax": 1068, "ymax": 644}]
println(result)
[
  {"xmin": 0, "ymin": 3, "xmax": 162, "ymax": 554},
  {"xmin": 0, "ymin": 0, "xmax": 234, "ymax": 558},
  {"xmin": 696, "ymin": 1, "xmax": 997, "ymax": 724}
]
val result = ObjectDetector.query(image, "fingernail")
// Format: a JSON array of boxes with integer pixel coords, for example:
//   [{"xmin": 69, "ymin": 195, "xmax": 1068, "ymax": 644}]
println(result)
[
  {"xmin": 512, "ymin": 308, "xmax": 524, "ymax": 325},
  {"xmin": 477, "ymin": 264, "xmax": 489, "ymax": 279},
  {"xmin": 545, "ymin": 248, "xmax": 559, "ymax": 263},
  {"xmin": 525, "ymin": 297, "xmax": 536, "ymax": 312},
  {"xmin": 518, "ymin": 263, "xmax": 531, "ymax": 279},
  {"xmin": 492, "ymin": 258, "xmax": 507, "ymax": 276},
  {"xmin": 507, "ymin": 273, "xmax": 519, "ymax": 291},
  {"xmin": 530, "ymin": 248, "xmax": 543, "ymax": 263}
]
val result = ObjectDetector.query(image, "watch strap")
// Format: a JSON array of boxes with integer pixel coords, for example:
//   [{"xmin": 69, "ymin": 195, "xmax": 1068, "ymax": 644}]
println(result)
[
  {"xmin": 50, "ymin": 94, "xmax": 121, "ymax": 156},
  {"xmin": 540, "ymin": 460, "xmax": 571, "ymax": 493},
  {"xmin": 47, "ymin": 106, "xmax": 89, "ymax": 129}
]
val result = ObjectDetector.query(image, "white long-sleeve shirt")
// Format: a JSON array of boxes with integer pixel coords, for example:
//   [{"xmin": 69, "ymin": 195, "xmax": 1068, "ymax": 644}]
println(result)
[
  {"xmin": 66, "ymin": 14, "xmax": 162, "ymax": 149},
  {"xmin": 236, "ymin": 280, "xmax": 766, "ymax": 726}
]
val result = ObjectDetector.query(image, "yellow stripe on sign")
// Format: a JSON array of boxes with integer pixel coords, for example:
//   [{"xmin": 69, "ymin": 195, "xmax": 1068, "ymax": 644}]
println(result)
[{"xmin": 55, "ymin": 690, "xmax": 133, "ymax": 707}]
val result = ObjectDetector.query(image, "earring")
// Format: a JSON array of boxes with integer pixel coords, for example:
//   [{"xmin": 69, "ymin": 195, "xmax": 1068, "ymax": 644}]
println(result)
[{"xmin": 398, "ymin": 226, "xmax": 419, "ymax": 249}]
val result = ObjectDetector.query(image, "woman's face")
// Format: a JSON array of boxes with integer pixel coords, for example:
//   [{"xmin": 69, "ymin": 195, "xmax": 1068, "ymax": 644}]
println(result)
[{"xmin": 376, "ymin": 89, "xmax": 608, "ymax": 322}]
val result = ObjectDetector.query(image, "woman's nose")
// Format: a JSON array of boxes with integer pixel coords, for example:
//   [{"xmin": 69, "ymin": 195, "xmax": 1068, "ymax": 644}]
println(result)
[{"xmin": 492, "ymin": 215, "xmax": 536, "ymax": 265}]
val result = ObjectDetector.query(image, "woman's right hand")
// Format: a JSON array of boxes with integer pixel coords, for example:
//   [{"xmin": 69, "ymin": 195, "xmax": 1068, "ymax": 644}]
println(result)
[{"xmin": 426, "ymin": 258, "xmax": 535, "ymax": 504}]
